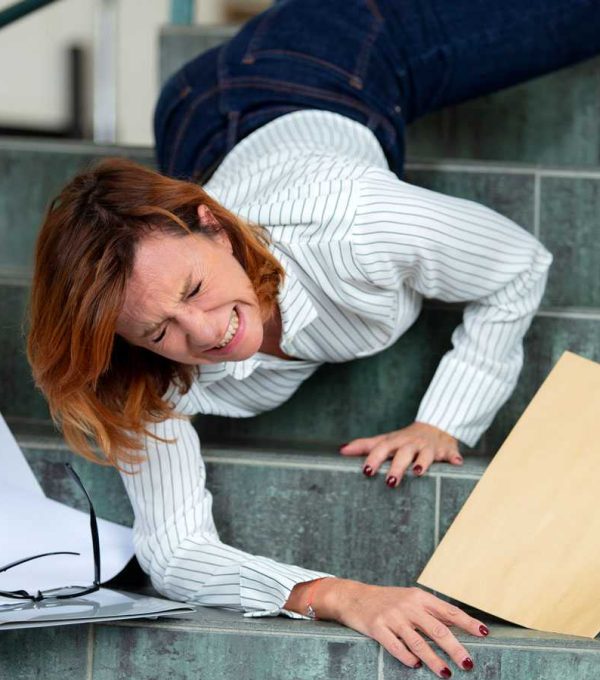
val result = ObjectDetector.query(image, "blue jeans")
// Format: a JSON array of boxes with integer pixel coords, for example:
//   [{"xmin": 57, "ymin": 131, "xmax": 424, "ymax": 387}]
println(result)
[{"xmin": 155, "ymin": 0, "xmax": 600, "ymax": 184}]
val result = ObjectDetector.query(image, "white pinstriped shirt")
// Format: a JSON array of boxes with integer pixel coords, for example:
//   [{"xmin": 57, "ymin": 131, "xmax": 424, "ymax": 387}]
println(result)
[{"xmin": 118, "ymin": 110, "xmax": 553, "ymax": 618}]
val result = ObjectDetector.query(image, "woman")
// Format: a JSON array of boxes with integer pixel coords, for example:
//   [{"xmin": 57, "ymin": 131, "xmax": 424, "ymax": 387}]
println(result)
[{"xmin": 26, "ymin": 1, "xmax": 600, "ymax": 677}]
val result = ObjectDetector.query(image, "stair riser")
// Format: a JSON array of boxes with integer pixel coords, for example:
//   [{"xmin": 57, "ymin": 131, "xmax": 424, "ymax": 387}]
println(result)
[
  {"xmin": 0, "ymin": 145, "xmax": 153, "ymax": 271},
  {"xmin": 4, "ymin": 284, "xmax": 600, "ymax": 452},
  {"xmin": 2, "ymin": 152, "xmax": 599, "ymax": 307},
  {"xmin": 1, "ymin": 619, "xmax": 598, "ymax": 680},
  {"xmin": 22, "ymin": 441, "xmax": 478, "ymax": 587}
]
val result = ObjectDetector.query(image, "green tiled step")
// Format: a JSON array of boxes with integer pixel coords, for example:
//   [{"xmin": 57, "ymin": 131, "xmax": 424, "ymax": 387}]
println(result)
[
  {"xmin": 0, "ymin": 139, "xmax": 154, "ymax": 271},
  {"xmin": 2, "ymin": 137, "xmax": 599, "ymax": 306},
  {"xmin": 4, "ymin": 276, "xmax": 599, "ymax": 454},
  {"xmin": 1, "ymin": 594, "xmax": 598, "ymax": 679},
  {"xmin": 160, "ymin": 25, "xmax": 600, "ymax": 168},
  {"xmin": 15, "ymin": 426, "xmax": 485, "ymax": 586}
]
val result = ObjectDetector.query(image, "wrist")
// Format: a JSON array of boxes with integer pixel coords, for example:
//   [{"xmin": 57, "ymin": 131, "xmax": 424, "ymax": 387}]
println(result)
[
  {"xmin": 307, "ymin": 577, "xmax": 362, "ymax": 621},
  {"xmin": 284, "ymin": 577, "xmax": 352, "ymax": 621}
]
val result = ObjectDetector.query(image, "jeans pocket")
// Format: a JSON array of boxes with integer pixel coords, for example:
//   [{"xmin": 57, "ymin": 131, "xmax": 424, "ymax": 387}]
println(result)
[{"xmin": 239, "ymin": 0, "xmax": 385, "ymax": 90}]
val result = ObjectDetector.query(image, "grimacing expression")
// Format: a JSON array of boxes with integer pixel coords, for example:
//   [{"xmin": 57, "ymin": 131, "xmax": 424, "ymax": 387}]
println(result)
[{"xmin": 115, "ymin": 205, "xmax": 265, "ymax": 364}]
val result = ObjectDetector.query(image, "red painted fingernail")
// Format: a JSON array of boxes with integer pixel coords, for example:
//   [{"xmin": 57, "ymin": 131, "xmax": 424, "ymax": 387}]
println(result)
[
  {"xmin": 462, "ymin": 657, "xmax": 474, "ymax": 670},
  {"xmin": 413, "ymin": 661, "xmax": 422, "ymax": 669},
  {"xmin": 479, "ymin": 624, "xmax": 489, "ymax": 636},
  {"xmin": 413, "ymin": 465, "xmax": 423, "ymax": 475},
  {"xmin": 440, "ymin": 667, "xmax": 452, "ymax": 678},
  {"xmin": 339, "ymin": 442, "xmax": 349, "ymax": 449},
  {"xmin": 363, "ymin": 465, "xmax": 374, "ymax": 477},
  {"xmin": 386, "ymin": 476, "xmax": 397, "ymax": 488}
]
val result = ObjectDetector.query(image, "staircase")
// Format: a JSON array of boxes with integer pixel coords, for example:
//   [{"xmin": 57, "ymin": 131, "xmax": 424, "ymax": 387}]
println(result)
[{"xmin": 1, "ymin": 25, "xmax": 599, "ymax": 680}]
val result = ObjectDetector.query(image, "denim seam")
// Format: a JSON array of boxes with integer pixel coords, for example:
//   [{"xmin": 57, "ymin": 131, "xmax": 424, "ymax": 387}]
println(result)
[{"xmin": 219, "ymin": 76, "xmax": 397, "ymax": 140}]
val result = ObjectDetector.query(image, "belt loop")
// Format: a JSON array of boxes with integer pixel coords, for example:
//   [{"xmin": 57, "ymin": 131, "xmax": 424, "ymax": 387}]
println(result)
[{"xmin": 226, "ymin": 110, "xmax": 240, "ymax": 153}]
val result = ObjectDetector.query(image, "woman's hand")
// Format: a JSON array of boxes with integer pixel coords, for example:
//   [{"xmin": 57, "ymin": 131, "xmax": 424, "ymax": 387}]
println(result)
[
  {"xmin": 339, "ymin": 422, "xmax": 463, "ymax": 488},
  {"xmin": 319, "ymin": 579, "xmax": 487, "ymax": 677}
]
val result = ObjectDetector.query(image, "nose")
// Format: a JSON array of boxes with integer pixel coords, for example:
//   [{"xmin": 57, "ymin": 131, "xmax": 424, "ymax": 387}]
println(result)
[{"xmin": 179, "ymin": 309, "xmax": 223, "ymax": 350}]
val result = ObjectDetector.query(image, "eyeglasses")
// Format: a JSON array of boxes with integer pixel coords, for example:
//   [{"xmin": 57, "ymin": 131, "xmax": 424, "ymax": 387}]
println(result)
[{"xmin": 0, "ymin": 462, "xmax": 101, "ymax": 603}]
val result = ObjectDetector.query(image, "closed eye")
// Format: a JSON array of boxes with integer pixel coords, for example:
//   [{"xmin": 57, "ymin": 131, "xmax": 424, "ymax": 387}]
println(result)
[
  {"xmin": 188, "ymin": 281, "xmax": 201, "ymax": 298},
  {"xmin": 150, "ymin": 280, "xmax": 202, "ymax": 344},
  {"xmin": 151, "ymin": 328, "xmax": 166, "ymax": 344}
]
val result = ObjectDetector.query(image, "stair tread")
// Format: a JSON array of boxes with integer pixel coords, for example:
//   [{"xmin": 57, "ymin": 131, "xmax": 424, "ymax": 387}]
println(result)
[
  {"xmin": 11, "ymin": 420, "xmax": 489, "ymax": 476},
  {"xmin": 102, "ymin": 587, "xmax": 599, "ymax": 648}
]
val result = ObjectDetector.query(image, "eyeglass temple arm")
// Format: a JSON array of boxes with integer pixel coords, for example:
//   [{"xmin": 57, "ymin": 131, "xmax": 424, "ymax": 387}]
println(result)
[
  {"xmin": 64, "ymin": 462, "xmax": 101, "ymax": 585},
  {"xmin": 0, "ymin": 551, "xmax": 80, "ymax": 574}
]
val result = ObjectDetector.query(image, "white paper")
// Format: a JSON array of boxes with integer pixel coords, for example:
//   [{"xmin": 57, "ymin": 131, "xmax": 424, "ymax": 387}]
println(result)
[
  {"xmin": 0, "ymin": 414, "xmax": 134, "ymax": 599},
  {"xmin": 0, "ymin": 587, "xmax": 195, "ymax": 629}
]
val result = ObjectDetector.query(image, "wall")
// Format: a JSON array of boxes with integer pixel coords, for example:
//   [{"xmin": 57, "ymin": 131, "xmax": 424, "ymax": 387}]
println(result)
[{"xmin": 0, "ymin": 0, "xmax": 227, "ymax": 146}]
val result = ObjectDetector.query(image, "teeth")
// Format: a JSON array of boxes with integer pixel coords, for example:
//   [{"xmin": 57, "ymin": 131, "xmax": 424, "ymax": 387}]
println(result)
[{"xmin": 215, "ymin": 309, "xmax": 239, "ymax": 348}]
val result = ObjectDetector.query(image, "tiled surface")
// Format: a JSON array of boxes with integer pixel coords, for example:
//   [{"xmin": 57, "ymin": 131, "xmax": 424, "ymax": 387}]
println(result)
[
  {"xmin": 0, "ymin": 283, "xmax": 49, "ymax": 421},
  {"xmin": 391, "ymin": 645, "xmax": 600, "ymax": 680},
  {"xmin": 22, "ymin": 445, "xmax": 134, "ymax": 527},
  {"xmin": 6, "ymin": 275, "xmax": 600, "ymax": 454},
  {"xmin": 207, "ymin": 453, "xmax": 436, "ymax": 585},
  {"xmin": 539, "ymin": 176, "xmax": 600, "ymax": 308},
  {"xmin": 93, "ymin": 621, "xmax": 378, "ymax": 680},
  {"xmin": 18, "ymin": 432, "xmax": 466, "ymax": 586},
  {"xmin": 486, "ymin": 314, "xmax": 600, "ymax": 453},
  {"xmin": 160, "ymin": 27, "xmax": 600, "ymax": 167},
  {"xmin": 159, "ymin": 25, "xmax": 237, "ymax": 84},
  {"xmin": 0, "ymin": 143, "xmax": 153, "ymax": 269},
  {"xmin": 0, "ymin": 624, "xmax": 90, "ymax": 680},
  {"xmin": 195, "ymin": 311, "xmax": 600, "ymax": 454},
  {"xmin": 406, "ymin": 56, "xmax": 600, "ymax": 168}
]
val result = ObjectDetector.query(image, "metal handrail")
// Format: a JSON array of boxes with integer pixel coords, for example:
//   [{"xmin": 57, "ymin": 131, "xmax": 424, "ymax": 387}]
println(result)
[{"xmin": 0, "ymin": 0, "xmax": 63, "ymax": 30}]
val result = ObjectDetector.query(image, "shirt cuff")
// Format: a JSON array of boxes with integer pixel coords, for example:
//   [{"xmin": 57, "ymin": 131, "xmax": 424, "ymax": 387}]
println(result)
[{"xmin": 240, "ymin": 558, "xmax": 336, "ymax": 619}]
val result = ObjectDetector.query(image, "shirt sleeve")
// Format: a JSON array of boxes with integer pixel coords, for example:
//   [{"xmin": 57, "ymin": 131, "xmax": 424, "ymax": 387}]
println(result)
[
  {"xmin": 117, "ymin": 410, "xmax": 336, "ymax": 619},
  {"xmin": 352, "ymin": 166, "xmax": 553, "ymax": 447}
]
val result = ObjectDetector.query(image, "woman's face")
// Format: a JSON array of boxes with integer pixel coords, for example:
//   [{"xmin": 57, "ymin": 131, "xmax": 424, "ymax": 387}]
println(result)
[{"xmin": 115, "ymin": 205, "xmax": 265, "ymax": 365}]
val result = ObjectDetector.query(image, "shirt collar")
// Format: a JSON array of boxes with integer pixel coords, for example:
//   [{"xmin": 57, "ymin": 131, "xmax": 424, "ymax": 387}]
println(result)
[{"xmin": 198, "ymin": 243, "xmax": 317, "ymax": 383}]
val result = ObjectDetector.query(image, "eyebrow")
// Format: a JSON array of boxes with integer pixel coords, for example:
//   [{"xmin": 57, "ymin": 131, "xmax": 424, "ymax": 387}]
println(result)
[{"xmin": 139, "ymin": 273, "xmax": 192, "ymax": 339}]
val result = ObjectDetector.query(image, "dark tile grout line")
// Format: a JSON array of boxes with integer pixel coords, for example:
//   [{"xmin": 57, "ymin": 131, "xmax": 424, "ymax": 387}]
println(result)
[
  {"xmin": 405, "ymin": 160, "xmax": 600, "ymax": 179},
  {"xmin": 86, "ymin": 624, "xmax": 94, "ymax": 680}
]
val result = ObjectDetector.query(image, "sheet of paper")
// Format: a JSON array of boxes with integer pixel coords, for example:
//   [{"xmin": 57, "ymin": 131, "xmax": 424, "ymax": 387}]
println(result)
[
  {"xmin": 0, "ymin": 485, "xmax": 133, "ymax": 594},
  {"xmin": 418, "ymin": 351, "xmax": 600, "ymax": 638},
  {"xmin": 0, "ymin": 587, "xmax": 195, "ymax": 629},
  {"xmin": 0, "ymin": 414, "xmax": 134, "ymax": 597}
]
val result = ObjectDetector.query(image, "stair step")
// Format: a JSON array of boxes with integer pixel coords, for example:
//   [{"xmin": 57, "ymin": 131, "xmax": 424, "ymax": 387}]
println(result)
[
  {"xmin": 1, "ymin": 595, "xmax": 598, "ymax": 679},
  {"xmin": 159, "ymin": 25, "xmax": 600, "ymax": 168},
  {"xmin": 15, "ymin": 425, "xmax": 483, "ymax": 586},
  {"xmin": 2, "ymin": 139, "xmax": 599, "ymax": 307},
  {"xmin": 3, "ymin": 278, "xmax": 600, "ymax": 452},
  {"xmin": 0, "ymin": 138, "xmax": 153, "ymax": 270}
]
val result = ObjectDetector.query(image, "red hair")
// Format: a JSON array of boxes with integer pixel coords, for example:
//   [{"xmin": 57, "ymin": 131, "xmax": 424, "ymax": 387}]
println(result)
[{"xmin": 27, "ymin": 157, "xmax": 284, "ymax": 473}]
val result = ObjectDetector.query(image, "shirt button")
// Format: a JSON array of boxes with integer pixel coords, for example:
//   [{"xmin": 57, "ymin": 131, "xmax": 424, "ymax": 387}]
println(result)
[{"xmin": 394, "ymin": 105, "xmax": 402, "ymax": 114}]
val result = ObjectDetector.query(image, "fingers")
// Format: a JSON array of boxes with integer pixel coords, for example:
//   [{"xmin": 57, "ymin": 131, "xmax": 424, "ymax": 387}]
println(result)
[
  {"xmin": 339, "ymin": 424, "xmax": 465, "ymax": 487},
  {"xmin": 339, "ymin": 435, "xmax": 386, "ymax": 456},
  {"xmin": 412, "ymin": 613, "xmax": 475, "ymax": 675},
  {"xmin": 385, "ymin": 444, "xmax": 432, "ymax": 487},
  {"xmin": 423, "ymin": 592, "xmax": 490, "ymax": 640},
  {"xmin": 395, "ymin": 624, "xmax": 457, "ymax": 678},
  {"xmin": 375, "ymin": 628, "xmax": 423, "ymax": 670}
]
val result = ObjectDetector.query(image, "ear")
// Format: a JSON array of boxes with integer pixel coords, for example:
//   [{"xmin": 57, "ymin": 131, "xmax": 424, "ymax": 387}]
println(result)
[
  {"xmin": 197, "ymin": 204, "xmax": 232, "ymax": 252},
  {"xmin": 197, "ymin": 204, "xmax": 220, "ymax": 229}
]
